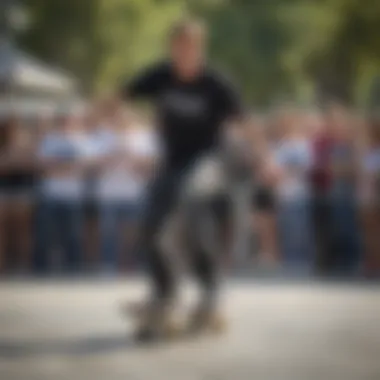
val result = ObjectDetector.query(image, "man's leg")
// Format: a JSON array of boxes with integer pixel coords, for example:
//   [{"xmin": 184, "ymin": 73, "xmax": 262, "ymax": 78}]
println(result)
[
  {"xmin": 185, "ymin": 199, "xmax": 220, "ymax": 312},
  {"xmin": 130, "ymin": 167, "xmax": 189, "ymax": 339},
  {"xmin": 211, "ymin": 194, "xmax": 233, "ymax": 267},
  {"xmin": 139, "ymin": 167, "xmax": 184, "ymax": 304}
]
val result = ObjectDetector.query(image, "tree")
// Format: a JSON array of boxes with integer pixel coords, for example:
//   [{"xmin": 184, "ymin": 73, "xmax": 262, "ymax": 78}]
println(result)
[
  {"xmin": 282, "ymin": 0, "xmax": 380, "ymax": 105},
  {"xmin": 18, "ymin": 0, "xmax": 183, "ymax": 94},
  {"xmin": 17, "ymin": 0, "xmax": 380, "ymax": 106},
  {"xmin": 95, "ymin": 0, "xmax": 183, "ymax": 93},
  {"xmin": 189, "ymin": 0, "xmax": 298, "ymax": 106},
  {"xmin": 19, "ymin": 0, "xmax": 103, "ymax": 93}
]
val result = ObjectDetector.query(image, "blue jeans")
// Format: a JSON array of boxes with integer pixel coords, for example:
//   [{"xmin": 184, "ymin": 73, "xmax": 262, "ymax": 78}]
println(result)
[
  {"xmin": 33, "ymin": 198, "xmax": 84, "ymax": 274},
  {"xmin": 331, "ymin": 193, "xmax": 362, "ymax": 275},
  {"xmin": 99, "ymin": 200, "xmax": 144, "ymax": 269},
  {"xmin": 278, "ymin": 198, "xmax": 314, "ymax": 270}
]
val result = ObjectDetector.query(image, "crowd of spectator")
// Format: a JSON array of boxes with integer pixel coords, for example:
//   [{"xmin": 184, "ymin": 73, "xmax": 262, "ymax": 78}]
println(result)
[
  {"xmin": 248, "ymin": 106, "xmax": 380, "ymax": 278},
  {"xmin": 0, "ymin": 100, "xmax": 158, "ymax": 276},
  {"xmin": 0, "ymin": 102, "xmax": 379, "ymax": 279}
]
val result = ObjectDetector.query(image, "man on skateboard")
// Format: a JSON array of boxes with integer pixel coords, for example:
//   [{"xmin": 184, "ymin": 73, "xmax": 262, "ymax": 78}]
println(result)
[{"xmin": 119, "ymin": 18, "xmax": 245, "ymax": 341}]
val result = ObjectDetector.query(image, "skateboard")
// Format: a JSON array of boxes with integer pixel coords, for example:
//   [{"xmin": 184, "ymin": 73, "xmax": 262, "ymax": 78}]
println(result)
[{"xmin": 122, "ymin": 301, "xmax": 227, "ymax": 343}]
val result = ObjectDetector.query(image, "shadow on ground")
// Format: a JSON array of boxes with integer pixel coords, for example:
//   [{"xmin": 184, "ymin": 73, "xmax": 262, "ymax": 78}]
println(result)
[{"xmin": 0, "ymin": 333, "xmax": 138, "ymax": 359}]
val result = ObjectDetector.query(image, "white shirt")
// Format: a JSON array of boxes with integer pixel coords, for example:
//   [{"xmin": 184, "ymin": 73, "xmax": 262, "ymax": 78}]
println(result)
[
  {"xmin": 96, "ymin": 127, "xmax": 159, "ymax": 201},
  {"xmin": 85, "ymin": 127, "xmax": 118, "ymax": 159},
  {"xmin": 38, "ymin": 131, "xmax": 88, "ymax": 200},
  {"xmin": 274, "ymin": 138, "xmax": 312, "ymax": 201},
  {"xmin": 363, "ymin": 149, "xmax": 380, "ymax": 174},
  {"xmin": 359, "ymin": 148, "xmax": 380, "ymax": 204}
]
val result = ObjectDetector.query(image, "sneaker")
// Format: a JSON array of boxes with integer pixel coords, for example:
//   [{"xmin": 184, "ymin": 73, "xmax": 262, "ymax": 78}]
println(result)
[
  {"xmin": 133, "ymin": 298, "xmax": 182, "ymax": 342},
  {"xmin": 187, "ymin": 304, "xmax": 226, "ymax": 335}
]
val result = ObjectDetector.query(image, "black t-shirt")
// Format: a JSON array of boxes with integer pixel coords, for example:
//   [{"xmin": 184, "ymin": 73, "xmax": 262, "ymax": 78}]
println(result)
[{"xmin": 122, "ymin": 62, "xmax": 242, "ymax": 167}]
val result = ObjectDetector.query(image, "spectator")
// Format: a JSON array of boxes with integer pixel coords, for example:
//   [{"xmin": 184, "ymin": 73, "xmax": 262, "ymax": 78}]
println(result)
[
  {"xmin": 359, "ymin": 117, "xmax": 380, "ymax": 278},
  {"xmin": 309, "ymin": 110, "xmax": 335, "ymax": 275},
  {"xmin": 0, "ymin": 118, "xmax": 36, "ymax": 274},
  {"xmin": 248, "ymin": 116, "xmax": 279, "ymax": 267},
  {"xmin": 274, "ymin": 110, "xmax": 314, "ymax": 272},
  {"xmin": 81, "ymin": 106, "xmax": 112, "ymax": 270},
  {"xmin": 33, "ymin": 111, "xmax": 87, "ymax": 274},
  {"xmin": 95, "ymin": 111, "xmax": 159, "ymax": 273},
  {"xmin": 329, "ymin": 108, "xmax": 361, "ymax": 276}
]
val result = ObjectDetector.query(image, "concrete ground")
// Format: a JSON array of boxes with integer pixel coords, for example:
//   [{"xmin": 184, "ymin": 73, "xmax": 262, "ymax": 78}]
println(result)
[{"xmin": 0, "ymin": 277, "xmax": 379, "ymax": 380}]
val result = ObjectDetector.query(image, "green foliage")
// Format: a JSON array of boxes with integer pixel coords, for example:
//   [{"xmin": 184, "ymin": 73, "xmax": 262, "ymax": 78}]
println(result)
[
  {"xmin": 196, "ymin": 0, "xmax": 296, "ymax": 106},
  {"xmin": 16, "ymin": 0, "xmax": 380, "ymax": 107},
  {"xmin": 18, "ymin": 0, "xmax": 103, "ymax": 92},
  {"xmin": 95, "ymin": 0, "xmax": 184, "ymax": 93}
]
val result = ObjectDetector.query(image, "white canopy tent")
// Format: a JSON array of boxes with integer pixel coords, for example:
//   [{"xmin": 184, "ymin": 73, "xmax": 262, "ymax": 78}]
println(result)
[{"xmin": 0, "ymin": 41, "xmax": 81, "ymax": 117}]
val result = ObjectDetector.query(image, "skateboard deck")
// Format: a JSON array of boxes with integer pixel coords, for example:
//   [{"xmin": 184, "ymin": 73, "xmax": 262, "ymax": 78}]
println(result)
[{"xmin": 121, "ymin": 301, "xmax": 226, "ymax": 343}]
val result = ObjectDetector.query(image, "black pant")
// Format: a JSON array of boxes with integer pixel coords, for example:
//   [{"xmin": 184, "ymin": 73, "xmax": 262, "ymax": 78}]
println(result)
[
  {"xmin": 312, "ymin": 194, "xmax": 335, "ymax": 275},
  {"xmin": 139, "ymin": 163, "xmax": 219, "ymax": 303}
]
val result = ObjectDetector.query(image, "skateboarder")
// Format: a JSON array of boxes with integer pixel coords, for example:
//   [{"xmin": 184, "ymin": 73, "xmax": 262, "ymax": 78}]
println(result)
[{"xmin": 119, "ymin": 18, "xmax": 245, "ymax": 340}]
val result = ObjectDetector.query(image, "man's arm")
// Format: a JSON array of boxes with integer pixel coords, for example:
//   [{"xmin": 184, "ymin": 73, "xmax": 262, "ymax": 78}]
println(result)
[
  {"xmin": 215, "ymin": 71, "xmax": 245, "ymax": 122},
  {"xmin": 215, "ymin": 74, "xmax": 253, "ymax": 179},
  {"xmin": 108, "ymin": 63, "xmax": 165, "ymax": 129},
  {"xmin": 121, "ymin": 64, "xmax": 164, "ymax": 101},
  {"xmin": 216, "ymin": 72, "xmax": 248, "ymax": 156}
]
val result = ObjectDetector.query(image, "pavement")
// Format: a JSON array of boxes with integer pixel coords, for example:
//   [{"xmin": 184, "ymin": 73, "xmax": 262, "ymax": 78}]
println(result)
[{"xmin": 0, "ymin": 277, "xmax": 379, "ymax": 380}]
